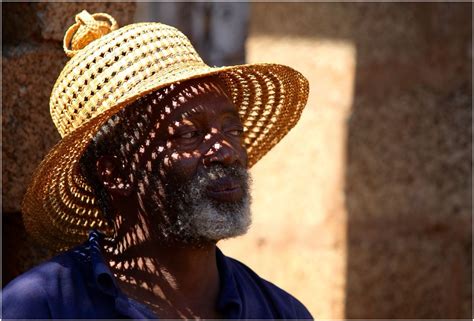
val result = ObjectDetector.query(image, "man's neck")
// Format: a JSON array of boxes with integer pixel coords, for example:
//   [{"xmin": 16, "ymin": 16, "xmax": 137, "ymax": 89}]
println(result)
[{"xmin": 101, "ymin": 212, "xmax": 222, "ymax": 319}]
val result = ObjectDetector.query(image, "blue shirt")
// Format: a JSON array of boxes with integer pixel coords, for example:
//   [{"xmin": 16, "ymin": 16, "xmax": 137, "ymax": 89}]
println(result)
[{"xmin": 2, "ymin": 231, "xmax": 312, "ymax": 319}]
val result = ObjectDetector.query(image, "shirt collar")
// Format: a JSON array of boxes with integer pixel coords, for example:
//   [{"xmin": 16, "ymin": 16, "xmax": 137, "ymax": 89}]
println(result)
[
  {"xmin": 87, "ymin": 230, "xmax": 120, "ymax": 297},
  {"xmin": 86, "ymin": 231, "xmax": 158, "ymax": 319}
]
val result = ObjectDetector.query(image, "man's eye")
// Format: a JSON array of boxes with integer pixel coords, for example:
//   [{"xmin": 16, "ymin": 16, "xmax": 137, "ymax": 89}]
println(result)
[
  {"xmin": 180, "ymin": 131, "xmax": 199, "ymax": 139},
  {"xmin": 227, "ymin": 129, "xmax": 244, "ymax": 137}
]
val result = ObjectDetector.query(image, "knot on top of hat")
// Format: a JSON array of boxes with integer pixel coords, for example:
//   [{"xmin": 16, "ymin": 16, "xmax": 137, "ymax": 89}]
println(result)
[{"xmin": 63, "ymin": 10, "xmax": 118, "ymax": 58}]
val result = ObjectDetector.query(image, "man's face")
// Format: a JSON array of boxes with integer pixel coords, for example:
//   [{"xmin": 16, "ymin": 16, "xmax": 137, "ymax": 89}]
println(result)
[{"xmin": 124, "ymin": 76, "xmax": 252, "ymax": 244}]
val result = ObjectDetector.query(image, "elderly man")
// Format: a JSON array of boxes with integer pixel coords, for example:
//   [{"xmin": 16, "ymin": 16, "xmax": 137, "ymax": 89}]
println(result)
[{"xmin": 3, "ymin": 10, "xmax": 311, "ymax": 319}]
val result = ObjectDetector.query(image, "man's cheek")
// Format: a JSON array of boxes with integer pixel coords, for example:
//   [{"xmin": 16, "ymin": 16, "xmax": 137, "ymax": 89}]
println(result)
[{"xmin": 161, "ymin": 153, "xmax": 201, "ymax": 185}]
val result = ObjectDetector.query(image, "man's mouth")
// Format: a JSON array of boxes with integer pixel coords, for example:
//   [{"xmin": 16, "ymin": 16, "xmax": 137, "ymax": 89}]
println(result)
[{"xmin": 206, "ymin": 176, "xmax": 244, "ymax": 202}]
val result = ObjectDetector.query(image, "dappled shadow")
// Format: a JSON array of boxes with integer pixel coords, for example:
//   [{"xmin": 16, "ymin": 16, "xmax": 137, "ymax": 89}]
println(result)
[{"xmin": 77, "ymin": 76, "xmax": 248, "ymax": 318}]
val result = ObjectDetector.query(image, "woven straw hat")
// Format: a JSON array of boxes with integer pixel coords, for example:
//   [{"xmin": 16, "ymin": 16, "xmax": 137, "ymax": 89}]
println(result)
[{"xmin": 22, "ymin": 10, "xmax": 309, "ymax": 251}]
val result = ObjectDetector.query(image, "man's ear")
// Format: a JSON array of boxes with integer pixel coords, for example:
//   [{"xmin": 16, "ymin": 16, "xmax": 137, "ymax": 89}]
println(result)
[{"xmin": 96, "ymin": 155, "xmax": 133, "ymax": 198}]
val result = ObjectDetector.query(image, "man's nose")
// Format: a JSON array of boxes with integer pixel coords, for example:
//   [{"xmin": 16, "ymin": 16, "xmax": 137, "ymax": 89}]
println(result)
[{"xmin": 202, "ymin": 139, "xmax": 241, "ymax": 167}]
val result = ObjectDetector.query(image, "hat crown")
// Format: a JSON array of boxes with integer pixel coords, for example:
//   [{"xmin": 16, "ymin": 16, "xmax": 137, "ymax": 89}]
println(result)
[
  {"xmin": 51, "ymin": 12, "xmax": 206, "ymax": 138},
  {"xmin": 64, "ymin": 10, "xmax": 119, "ymax": 58}
]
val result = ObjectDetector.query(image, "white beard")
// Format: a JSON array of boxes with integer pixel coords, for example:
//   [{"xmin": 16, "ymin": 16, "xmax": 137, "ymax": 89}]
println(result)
[{"xmin": 149, "ymin": 164, "xmax": 252, "ymax": 243}]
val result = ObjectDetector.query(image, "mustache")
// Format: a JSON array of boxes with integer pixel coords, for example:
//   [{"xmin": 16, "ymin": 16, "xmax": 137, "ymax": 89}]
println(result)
[
  {"xmin": 147, "ymin": 162, "xmax": 250, "ymax": 199},
  {"xmin": 178, "ymin": 164, "xmax": 251, "ymax": 204},
  {"xmin": 195, "ymin": 164, "xmax": 249, "ymax": 185}
]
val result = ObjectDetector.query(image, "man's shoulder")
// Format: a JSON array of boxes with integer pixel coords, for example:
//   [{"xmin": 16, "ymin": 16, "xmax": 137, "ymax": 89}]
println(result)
[
  {"xmin": 224, "ymin": 255, "xmax": 313, "ymax": 319},
  {"xmin": 5, "ymin": 245, "xmax": 89, "ymax": 288},
  {"xmin": 2, "ymin": 245, "xmax": 90, "ymax": 318},
  {"xmin": 5, "ymin": 249, "xmax": 77, "ymax": 287}
]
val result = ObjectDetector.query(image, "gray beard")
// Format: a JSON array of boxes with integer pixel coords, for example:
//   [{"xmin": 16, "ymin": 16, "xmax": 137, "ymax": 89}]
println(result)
[{"xmin": 149, "ymin": 164, "xmax": 252, "ymax": 244}]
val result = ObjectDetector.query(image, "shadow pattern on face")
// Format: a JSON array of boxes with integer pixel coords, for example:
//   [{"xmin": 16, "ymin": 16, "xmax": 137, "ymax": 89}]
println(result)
[{"xmin": 80, "ymin": 75, "xmax": 252, "ymax": 318}]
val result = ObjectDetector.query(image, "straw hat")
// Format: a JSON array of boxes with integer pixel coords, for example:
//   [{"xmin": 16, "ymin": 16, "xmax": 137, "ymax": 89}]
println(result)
[{"xmin": 21, "ymin": 10, "xmax": 309, "ymax": 251}]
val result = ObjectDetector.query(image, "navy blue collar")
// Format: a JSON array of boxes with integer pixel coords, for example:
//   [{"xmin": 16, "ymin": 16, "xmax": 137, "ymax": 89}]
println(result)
[{"xmin": 87, "ymin": 230, "xmax": 120, "ymax": 297}]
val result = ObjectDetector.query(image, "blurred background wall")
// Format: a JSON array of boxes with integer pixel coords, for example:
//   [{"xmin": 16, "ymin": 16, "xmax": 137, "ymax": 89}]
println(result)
[{"xmin": 3, "ymin": 2, "xmax": 472, "ymax": 319}]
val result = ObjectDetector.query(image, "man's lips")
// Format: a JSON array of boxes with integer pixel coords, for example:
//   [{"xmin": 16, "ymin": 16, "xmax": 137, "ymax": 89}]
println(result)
[{"xmin": 206, "ymin": 177, "xmax": 244, "ymax": 202}]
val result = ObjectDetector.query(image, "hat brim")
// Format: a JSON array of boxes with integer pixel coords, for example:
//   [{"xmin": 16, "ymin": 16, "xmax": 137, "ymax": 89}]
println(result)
[{"xmin": 22, "ymin": 62, "xmax": 309, "ymax": 251}]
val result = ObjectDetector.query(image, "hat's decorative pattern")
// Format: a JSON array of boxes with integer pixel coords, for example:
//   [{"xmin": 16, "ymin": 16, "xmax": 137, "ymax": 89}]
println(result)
[{"xmin": 22, "ymin": 10, "xmax": 309, "ymax": 251}]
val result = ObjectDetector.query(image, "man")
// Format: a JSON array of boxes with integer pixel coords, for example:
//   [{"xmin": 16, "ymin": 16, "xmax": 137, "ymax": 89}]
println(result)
[{"xmin": 3, "ymin": 10, "xmax": 311, "ymax": 319}]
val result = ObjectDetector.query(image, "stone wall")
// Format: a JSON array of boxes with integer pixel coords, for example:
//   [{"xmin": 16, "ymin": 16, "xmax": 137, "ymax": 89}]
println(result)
[
  {"xmin": 345, "ymin": 3, "xmax": 471, "ymax": 318},
  {"xmin": 2, "ymin": 2, "xmax": 136, "ymax": 282}
]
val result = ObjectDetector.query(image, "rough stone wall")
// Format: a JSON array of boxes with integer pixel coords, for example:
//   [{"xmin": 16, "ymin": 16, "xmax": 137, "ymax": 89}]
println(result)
[
  {"xmin": 221, "ymin": 2, "xmax": 472, "ymax": 319},
  {"xmin": 2, "ymin": 2, "xmax": 136, "ymax": 283},
  {"xmin": 345, "ymin": 3, "xmax": 472, "ymax": 318}
]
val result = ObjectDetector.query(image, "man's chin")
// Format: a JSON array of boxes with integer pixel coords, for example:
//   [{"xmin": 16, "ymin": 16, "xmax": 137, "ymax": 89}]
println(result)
[
  {"xmin": 180, "ymin": 197, "xmax": 252, "ymax": 243},
  {"xmin": 195, "ymin": 218, "xmax": 251, "ymax": 243},
  {"xmin": 165, "ymin": 220, "xmax": 251, "ymax": 247}
]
